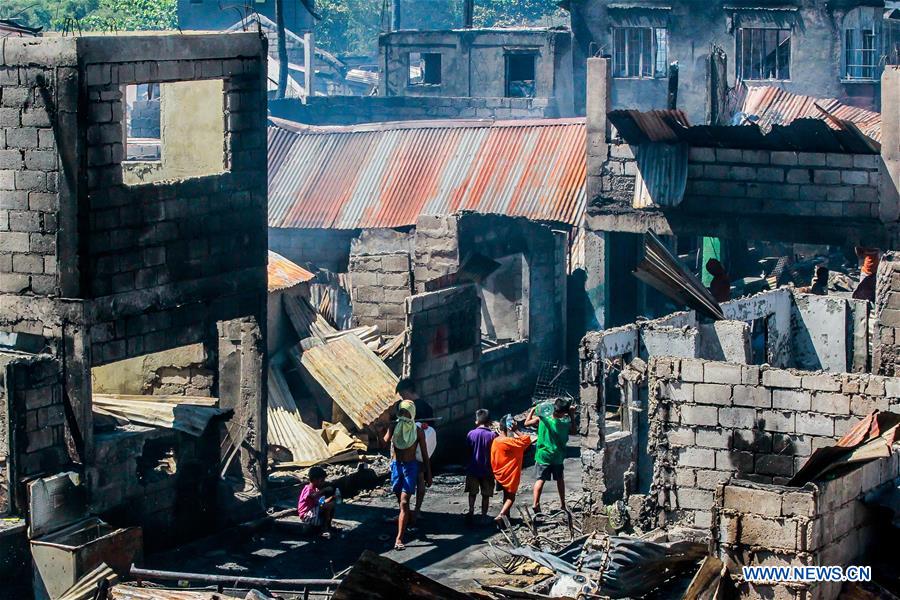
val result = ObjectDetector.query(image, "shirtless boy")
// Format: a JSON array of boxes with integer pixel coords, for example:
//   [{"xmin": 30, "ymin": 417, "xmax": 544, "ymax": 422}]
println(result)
[{"xmin": 383, "ymin": 399, "xmax": 432, "ymax": 550}]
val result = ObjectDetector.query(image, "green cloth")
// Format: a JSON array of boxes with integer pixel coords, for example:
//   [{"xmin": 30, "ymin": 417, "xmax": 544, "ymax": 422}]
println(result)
[
  {"xmin": 535, "ymin": 415, "xmax": 570, "ymax": 466},
  {"xmin": 701, "ymin": 237, "xmax": 723, "ymax": 286},
  {"xmin": 392, "ymin": 400, "xmax": 417, "ymax": 450}
]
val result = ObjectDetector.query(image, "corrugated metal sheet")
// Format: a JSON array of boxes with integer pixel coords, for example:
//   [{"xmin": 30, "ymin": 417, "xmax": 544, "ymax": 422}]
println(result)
[
  {"xmin": 268, "ymin": 118, "xmax": 587, "ymax": 230},
  {"xmin": 268, "ymin": 250, "xmax": 314, "ymax": 292},
  {"xmin": 299, "ymin": 335, "xmax": 399, "ymax": 430},
  {"xmin": 609, "ymin": 105, "xmax": 880, "ymax": 154},
  {"xmin": 740, "ymin": 84, "xmax": 882, "ymax": 143}
]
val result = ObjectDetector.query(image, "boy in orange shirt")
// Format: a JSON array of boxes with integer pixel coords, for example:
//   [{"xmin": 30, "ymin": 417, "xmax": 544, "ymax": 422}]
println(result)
[{"xmin": 490, "ymin": 414, "xmax": 532, "ymax": 522}]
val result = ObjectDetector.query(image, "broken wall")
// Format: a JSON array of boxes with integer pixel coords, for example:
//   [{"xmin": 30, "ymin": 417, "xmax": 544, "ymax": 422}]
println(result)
[
  {"xmin": 648, "ymin": 357, "xmax": 900, "ymax": 529},
  {"xmin": 349, "ymin": 252, "xmax": 412, "ymax": 336},
  {"xmin": 714, "ymin": 455, "xmax": 900, "ymax": 600},
  {"xmin": 404, "ymin": 285, "xmax": 480, "ymax": 426},
  {"xmin": 792, "ymin": 293, "xmax": 870, "ymax": 373},
  {"xmin": 90, "ymin": 343, "xmax": 214, "ymax": 396},
  {"xmin": 0, "ymin": 353, "xmax": 68, "ymax": 516},
  {"xmin": 413, "ymin": 214, "xmax": 461, "ymax": 292},
  {"xmin": 89, "ymin": 425, "xmax": 218, "ymax": 548},
  {"xmin": 874, "ymin": 251, "xmax": 900, "ymax": 376},
  {"xmin": 457, "ymin": 213, "xmax": 568, "ymax": 372}
]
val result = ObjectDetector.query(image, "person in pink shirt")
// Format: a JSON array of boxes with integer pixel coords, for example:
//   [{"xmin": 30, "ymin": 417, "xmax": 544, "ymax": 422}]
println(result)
[{"xmin": 297, "ymin": 466, "xmax": 337, "ymax": 539}]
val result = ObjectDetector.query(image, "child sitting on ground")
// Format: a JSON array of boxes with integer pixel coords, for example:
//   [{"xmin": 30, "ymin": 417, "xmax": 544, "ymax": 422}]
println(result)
[{"xmin": 297, "ymin": 466, "xmax": 339, "ymax": 539}]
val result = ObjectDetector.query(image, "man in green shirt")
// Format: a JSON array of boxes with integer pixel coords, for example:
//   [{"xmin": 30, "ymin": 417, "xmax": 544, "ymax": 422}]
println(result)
[{"xmin": 524, "ymin": 397, "xmax": 576, "ymax": 515}]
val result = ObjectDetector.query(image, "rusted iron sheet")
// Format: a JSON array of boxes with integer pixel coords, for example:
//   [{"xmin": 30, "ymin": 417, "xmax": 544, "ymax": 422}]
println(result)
[
  {"xmin": 268, "ymin": 118, "xmax": 587, "ymax": 230},
  {"xmin": 268, "ymin": 250, "xmax": 314, "ymax": 292},
  {"xmin": 609, "ymin": 108, "xmax": 880, "ymax": 154},
  {"xmin": 740, "ymin": 84, "xmax": 882, "ymax": 143},
  {"xmin": 298, "ymin": 335, "xmax": 399, "ymax": 430}
]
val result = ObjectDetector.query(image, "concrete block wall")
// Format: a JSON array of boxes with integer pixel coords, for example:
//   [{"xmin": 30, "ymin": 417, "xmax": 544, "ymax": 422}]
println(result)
[
  {"xmin": 648, "ymin": 356, "xmax": 900, "ymax": 529},
  {"xmin": 0, "ymin": 353, "xmax": 68, "ymax": 515},
  {"xmin": 714, "ymin": 453, "xmax": 900, "ymax": 600},
  {"xmin": 457, "ymin": 213, "xmax": 568, "ymax": 372},
  {"xmin": 269, "ymin": 95, "xmax": 556, "ymax": 126},
  {"xmin": 88, "ymin": 426, "xmax": 218, "ymax": 548},
  {"xmin": 130, "ymin": 98, "xmax": 160, "ymax": 138},
  {"xmin": 1, "ymin": 34, "xmax": 270, "ymax": 531},
  {"xmin": 594, "ymin": 141, "xmax": 636, "ymax": 205},
  {"xmin": 404, "ymin": 284, "xmax": 481, "ymax": 426},
  {"xmin": 413, "ymin": 214, "xmax": 460, "ymax": 292},
  {"xmin": 349, "ymin": 252, "xmax": 412, "ymax": 335},
  {"xmin": 0, "ymin": 60, "xmax": 68, "ymax": 296},
  {"xmin": 874, "ymin": 252, "xmax": 900, "ymax": 376},
  {"xmin": 684, "ymin": 148, "xmax": 882, "ymax": 219}
]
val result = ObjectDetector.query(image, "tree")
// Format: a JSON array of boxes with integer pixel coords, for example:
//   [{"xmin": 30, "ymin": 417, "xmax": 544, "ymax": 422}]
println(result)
[
  {"xmin": 312, "ymin": 0, "xmax": 566, "ymax": 58},
  {"xmin": 1, "ymin": 0, "xmax": 176, "ymax": 32},
  {"xmin": 79, "ymin": 0, "xmax": 177, "ymax": 31}
]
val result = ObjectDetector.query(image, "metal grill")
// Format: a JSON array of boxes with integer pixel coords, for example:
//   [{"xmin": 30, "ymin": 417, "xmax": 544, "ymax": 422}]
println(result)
[{"xmin": 532, "ymin": 362, "xmax": 579, "ymax": 404}]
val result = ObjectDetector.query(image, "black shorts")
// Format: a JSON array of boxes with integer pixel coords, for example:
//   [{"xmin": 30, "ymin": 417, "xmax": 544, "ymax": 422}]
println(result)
[{"xmin": 535, "ymin": 463, "xmax": 564, "ymax": 481}]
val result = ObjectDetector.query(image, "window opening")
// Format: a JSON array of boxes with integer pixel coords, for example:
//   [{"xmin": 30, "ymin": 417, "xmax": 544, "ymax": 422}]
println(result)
[
  {"xmin": 505, "ymin": 53, "xmax": 537, "ymax": 97},
  {"xmin": 612, "ymin": 27, "xmax": 668, "ymax": 78},
  {"xmin": 736, "ymin": 28, "xmax": 791, "ymax": 81},
  {"xmin": 408, "ymin": 52, "xmax": 442, "ymax": 85}
]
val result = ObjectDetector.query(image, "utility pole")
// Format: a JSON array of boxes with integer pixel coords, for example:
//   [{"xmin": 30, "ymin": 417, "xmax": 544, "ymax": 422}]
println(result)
[{"xmin": 275, "ymin": 0, "xmax": 288, "ymax": 99}]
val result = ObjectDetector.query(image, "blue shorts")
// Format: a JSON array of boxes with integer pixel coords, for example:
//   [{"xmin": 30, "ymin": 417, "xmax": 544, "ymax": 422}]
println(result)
[{"xmin": 391, "ymin": 460, "xmax": 419, "ymax": 495}]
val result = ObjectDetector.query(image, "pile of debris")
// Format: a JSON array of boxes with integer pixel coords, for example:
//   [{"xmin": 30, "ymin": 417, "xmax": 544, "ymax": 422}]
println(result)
[{"xmin": 267, "ymin": 295, "xmax": 402, "ymax": 469}]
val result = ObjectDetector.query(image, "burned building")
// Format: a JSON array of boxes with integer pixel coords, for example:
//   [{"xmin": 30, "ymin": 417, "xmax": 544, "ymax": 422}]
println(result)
[
  {"xmin": 0, "ymin": 31, "xmax": 269, "ymax": 561},
  {"xmin": 579, "ymin": 280, "xmax": 900, "ymax": 600},
  {"xmin": 378, "ymin": 26, "xmax": 576, "ymax": 117},
  {"xmin": 568, "ymin": 0, "xmax": 900, "ymax": 119},
  {"xmin": 582, "ymin": 58, "xmax": 900, "ymax": 329},
  {"xmin": 267, "ymin": 116, "xmax": 582, "ymax": 423}
]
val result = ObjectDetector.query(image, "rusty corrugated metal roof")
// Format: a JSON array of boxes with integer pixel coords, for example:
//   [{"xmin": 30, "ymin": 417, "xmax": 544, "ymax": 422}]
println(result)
[
  {"xmin": 268, "ymin": 117, "xmax": 587, "ymax": 230},
  {"xmin": 740, "ymin": 84, "xmax": 882, "ymax": 143},
  {"xmin": 298, "ymin": 335, "xmax": 398, "ymax": 430},
  {"xmin": 609, "ymin": 100, "xmax": 880, "ymax": 154},
  {"xmin": 268, "ymin": 250, "xmax": 314, "ymax": 292}
]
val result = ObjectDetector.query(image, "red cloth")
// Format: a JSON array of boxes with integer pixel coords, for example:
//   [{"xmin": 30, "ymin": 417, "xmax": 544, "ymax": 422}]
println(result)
[{"xmin": 490, "ymin": 435, "xmax": 532, "ymax": 494}]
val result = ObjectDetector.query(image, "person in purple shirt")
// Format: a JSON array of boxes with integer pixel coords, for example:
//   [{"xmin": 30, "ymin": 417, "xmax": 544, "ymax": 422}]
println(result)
[{"xmin": 465, "ymin": 409, "xmax": 497, "ymax": 524}]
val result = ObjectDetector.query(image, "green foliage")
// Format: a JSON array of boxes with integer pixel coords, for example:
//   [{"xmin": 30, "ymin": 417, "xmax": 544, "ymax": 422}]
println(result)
[
  {"xmin": 474, "ymin": 0, "xmax": 567, "ymax": 28},
  {"xmin": 80, "ymin": 0, "xmax": 177, "ymax": 30},
  {"xmin": 314, "ymin": 0, "xmax": 567, "ymax": 58},
  {"xmin": 0, "ymin": 0, "xmax": 175, "ymax": 32}
]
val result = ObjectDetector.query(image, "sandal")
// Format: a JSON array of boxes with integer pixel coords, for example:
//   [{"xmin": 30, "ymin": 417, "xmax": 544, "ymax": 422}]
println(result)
[{"xmin": 394, "ymin": 542, "xmax": 406, "ymax": 551}]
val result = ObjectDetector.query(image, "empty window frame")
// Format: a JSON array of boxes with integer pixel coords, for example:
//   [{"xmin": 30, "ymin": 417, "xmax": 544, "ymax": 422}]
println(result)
[
  {"xmin": 843, "ymin": 7, "xmax": 881, "ymax": 80},
  {"xmin": 505, "ymin": 53, "xmax": 537, "ymax": 97},
  {"xmin": 408, "ymin": 52, "xmax": 442, "ymax": 86},
  {"xmin": 736, "ymin": 28, "xmax": 791, "ymax": 81},
  {"xmin": 122, "ymin": 79, "xmax": 227, "ymax": 186},
  {"xmin": 612, "ymin": 27, "xmax": 668, "ymax": 78},
  {"xmin": 124, "ymin": 83, "xmax": 161, "ymax": 161}
]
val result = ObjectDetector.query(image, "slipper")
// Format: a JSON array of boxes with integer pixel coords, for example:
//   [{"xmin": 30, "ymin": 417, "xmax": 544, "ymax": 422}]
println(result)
[{"xmin": 394, "ymin": 542, "xmax": 406, "ymax": 551}]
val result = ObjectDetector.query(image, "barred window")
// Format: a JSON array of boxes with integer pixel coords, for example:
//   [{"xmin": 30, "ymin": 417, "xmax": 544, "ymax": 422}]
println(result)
[
  {"xmin": 612, "ymin": 27, "xmax": 668, "ymax": 79},
  {"xmin": 736, "ymin": 28, "xmax": 791, "ymax": 81},
  {"xmin": 843, "ymin": 8, "xmax": 881, "ymax": 80}
]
